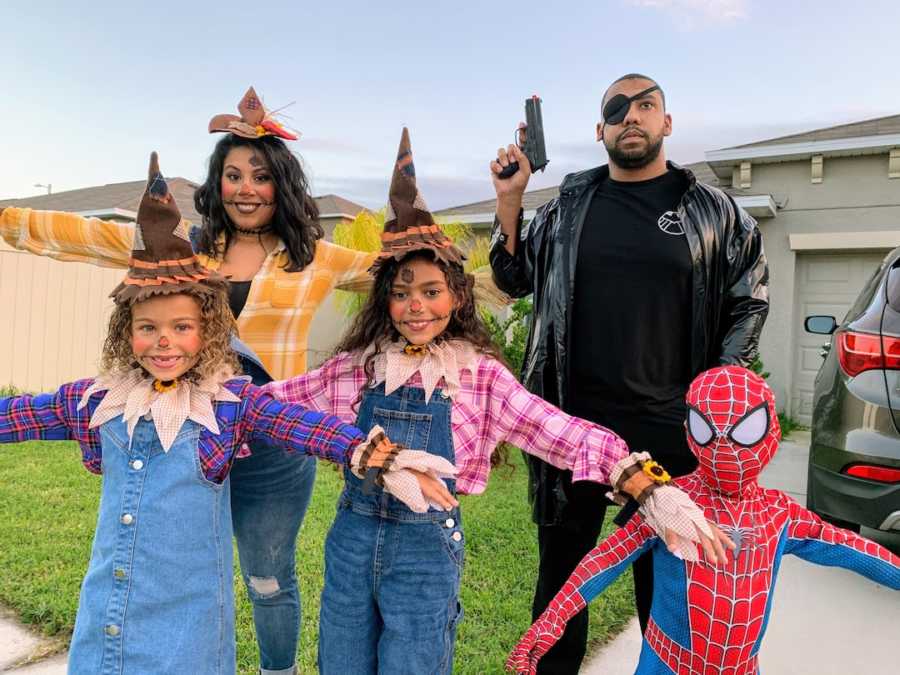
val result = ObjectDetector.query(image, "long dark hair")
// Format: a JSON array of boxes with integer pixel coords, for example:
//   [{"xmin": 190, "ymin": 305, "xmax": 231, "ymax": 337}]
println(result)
[
  {"xmin": 194, "ymin": 134, "xmax": 324, "ymax": 272},
  {"xmin": 334, "ymin": 250, "xmax": 513, "ymax": 469}
]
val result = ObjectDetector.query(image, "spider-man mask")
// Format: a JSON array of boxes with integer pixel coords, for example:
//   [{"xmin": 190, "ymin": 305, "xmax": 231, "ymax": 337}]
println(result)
[{"xmin": 685, "ymin": 366, "xmax": 781, "ymax": 495}]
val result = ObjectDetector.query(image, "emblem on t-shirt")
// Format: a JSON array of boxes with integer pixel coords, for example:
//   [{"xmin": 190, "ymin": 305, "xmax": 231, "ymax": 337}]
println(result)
[{"xmin": 657, "ymin": 210, "xmax": 685, "ymax": 235}]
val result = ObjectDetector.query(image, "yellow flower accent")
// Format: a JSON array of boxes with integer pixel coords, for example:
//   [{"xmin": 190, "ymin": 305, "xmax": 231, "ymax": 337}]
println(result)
[
  {"xmin": 153, "ymin": 378, "xmax": 179, "ymax": 393},
  {"xmin": 255, "ymin": 125, "xmax": 267, "ymax": 137},
  {"xmin": 642, "ymin": 460, "xmax": 671, "ymax": 484}
]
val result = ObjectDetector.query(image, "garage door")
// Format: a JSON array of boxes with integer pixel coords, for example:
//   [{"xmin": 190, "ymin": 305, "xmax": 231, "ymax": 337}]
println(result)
[{"xmin": 791, "ymin": 252, "xmax": 887, "ymax": 425}]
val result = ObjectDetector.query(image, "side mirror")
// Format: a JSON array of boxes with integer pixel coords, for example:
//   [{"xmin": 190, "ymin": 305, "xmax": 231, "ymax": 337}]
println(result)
[
  {"xmin": 805, "ymin": 315, "xmax": 837, "ymax": 335},
  {"xmin": 887, "ymin": 262, "xmax": 900, "ymax": 313}
]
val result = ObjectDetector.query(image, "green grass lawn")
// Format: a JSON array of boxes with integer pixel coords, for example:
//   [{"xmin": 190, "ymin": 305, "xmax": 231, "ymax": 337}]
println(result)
[{"xmin": 0, "ymin": 441, "xmax": 635, "ymax": 673}]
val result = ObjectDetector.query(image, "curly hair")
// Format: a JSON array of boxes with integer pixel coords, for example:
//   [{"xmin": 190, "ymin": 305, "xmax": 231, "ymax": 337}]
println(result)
[
  {"xmin": 101, "ymin": 280, "xmax": 241, "ymax": 382},
  {"xmin": 193, "ymin": 134, "xmax": 324, "ymax": 272},
  {"xmin": 334, "ymin": 250, "xmax": 513, "ymax": 469}
]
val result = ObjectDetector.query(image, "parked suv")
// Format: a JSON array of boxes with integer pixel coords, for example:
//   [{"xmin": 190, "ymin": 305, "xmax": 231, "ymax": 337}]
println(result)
[{"xmin": 805, "ymin": 246, "xmax": 900, "ymax": 532}]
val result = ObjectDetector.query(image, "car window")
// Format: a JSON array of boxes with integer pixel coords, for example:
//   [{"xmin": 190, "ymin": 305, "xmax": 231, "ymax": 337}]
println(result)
[
  {"xmin": 844, "ymin": 261, "xmax": 887, "ymax": 322},
  {"xmin": 888, "ymin": 262, "xmax": 900, "ymax": 313}
]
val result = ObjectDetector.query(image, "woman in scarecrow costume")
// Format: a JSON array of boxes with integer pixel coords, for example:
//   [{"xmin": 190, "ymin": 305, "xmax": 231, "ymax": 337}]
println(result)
[
  {"xmin": 0, "ymin": 153, "xmax": 449, "ymax": 675},
  {"xmin": 0, "ymin": 87, "xmax": 381, "ymax": 674},
  {"xmin": 265, "ymin": 129, "xmax": 728, "ymax": 674}
]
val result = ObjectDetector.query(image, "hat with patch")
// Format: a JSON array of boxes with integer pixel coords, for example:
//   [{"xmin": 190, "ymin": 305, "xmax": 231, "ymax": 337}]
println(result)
[
  {"xmin": 110, "ymin": 152, "xmax": 221, "ymax": 305},
  {"xmin": 208, "ymin": 86, "xmax": 298, "ymax": 141},
  {"xmin": 369, "ymin": 127, "xmax": 465, "ymax": 274}
]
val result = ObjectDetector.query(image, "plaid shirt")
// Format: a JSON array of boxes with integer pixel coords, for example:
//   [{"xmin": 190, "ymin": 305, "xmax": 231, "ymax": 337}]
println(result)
[
  {"xmin": 0, "ymin": 379, "xmax": 365, "ymax": 483},
  {"xmin": 0, "ymin": 207, "xmax": 375, "ymax": 378},
  {"xmin": 265, "ymin": 351, "xmax": 629, "ymax": 495}
]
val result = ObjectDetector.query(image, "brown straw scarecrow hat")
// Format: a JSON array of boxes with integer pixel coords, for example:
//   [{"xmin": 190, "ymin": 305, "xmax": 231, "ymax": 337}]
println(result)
[
  {"xmin": 369, "ymin": 127, "xmax": 466, "ymax": 274},
  {"xmin": 110, "ymin": 152, "xmax": 221, "ymax": 305}
]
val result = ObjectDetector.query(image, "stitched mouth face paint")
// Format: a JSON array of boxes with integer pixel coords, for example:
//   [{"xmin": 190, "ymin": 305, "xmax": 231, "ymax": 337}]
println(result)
[{"xmin": 602, "ymin": 85, "xmax": 660, "ymax": 125}]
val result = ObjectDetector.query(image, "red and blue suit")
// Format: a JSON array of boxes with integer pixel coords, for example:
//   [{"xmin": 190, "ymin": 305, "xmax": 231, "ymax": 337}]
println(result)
[{"xmin": 508, "ymin": 366, "xmax": 900, "ymax": 675}]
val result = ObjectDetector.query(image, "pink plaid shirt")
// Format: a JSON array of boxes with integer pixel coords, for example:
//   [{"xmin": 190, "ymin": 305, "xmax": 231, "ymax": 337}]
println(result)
[{"xmin": 265, "ymin": 351, "xmax": 629, "ymax": 495}]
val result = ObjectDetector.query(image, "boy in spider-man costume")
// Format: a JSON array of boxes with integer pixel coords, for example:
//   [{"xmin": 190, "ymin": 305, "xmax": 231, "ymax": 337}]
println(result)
[{"xmin": 508, "ymin": 365, "xmax": 900, "ymax": 675}]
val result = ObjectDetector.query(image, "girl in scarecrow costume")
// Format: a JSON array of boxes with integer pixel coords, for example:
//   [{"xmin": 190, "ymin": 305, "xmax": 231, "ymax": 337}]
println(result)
[
  {"xmin": 265, "ymin": 128, "xmax": 731, "ymax": 675},
  {"xmin": 0, "ymin": 153, "xmax": 447, "ymax": 675},
  {"xmin": 507, "ymin": 366, "xmax": 900, "ymax": 675}
]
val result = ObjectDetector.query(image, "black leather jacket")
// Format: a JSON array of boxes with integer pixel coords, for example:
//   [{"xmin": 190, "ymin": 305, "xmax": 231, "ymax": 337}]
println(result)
[{"xmin": 489, "ymin": 162, "xmax": 769, "ymax": 525}]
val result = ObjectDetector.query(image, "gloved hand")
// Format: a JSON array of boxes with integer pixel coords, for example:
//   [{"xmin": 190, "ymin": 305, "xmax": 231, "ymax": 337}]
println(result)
[
  {"xmin": 640, "ymin": 485, "xmax": 714, "ymax": 562},
  {"xmin": 350, "ymin": 426, "xmax": 458, "ymax": 512},
  {"xmin": 349, "ymin": 425, "xmax": 400, "ymax": 479},
  {"xmin": 506, "ymin": 579, "xmax": 586, "ymax": 674}
]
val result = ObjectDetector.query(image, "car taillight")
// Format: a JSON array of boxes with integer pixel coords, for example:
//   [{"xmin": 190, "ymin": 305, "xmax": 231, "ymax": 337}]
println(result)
[
  {"xmin": 843, "ymin": 464, "xmax": 900, "ymax": 484},
  {"xmin": 836, "ymin": 331, "xmax": 900, "ymax": 376}
]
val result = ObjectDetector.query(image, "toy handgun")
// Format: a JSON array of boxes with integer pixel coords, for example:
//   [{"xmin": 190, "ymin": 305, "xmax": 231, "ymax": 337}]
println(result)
[{"xmin": 498, "ymin": 95, "xmax": 549, "ymax": 178}]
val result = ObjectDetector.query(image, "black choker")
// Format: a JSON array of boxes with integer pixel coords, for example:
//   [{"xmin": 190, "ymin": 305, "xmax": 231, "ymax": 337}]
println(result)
[{"xmin": 232, "ymin": 224, "xmax": 274, "ymax": 237}]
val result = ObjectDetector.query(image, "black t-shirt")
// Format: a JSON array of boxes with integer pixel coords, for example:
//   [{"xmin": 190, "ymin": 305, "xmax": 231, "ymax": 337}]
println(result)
[{"xmin": 568, "ymin": 169, "xmax": 693, "ymax": 427}]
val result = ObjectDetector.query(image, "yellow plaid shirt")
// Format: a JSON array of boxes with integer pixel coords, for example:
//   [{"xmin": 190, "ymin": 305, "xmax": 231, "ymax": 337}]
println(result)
[{"xmin": 0, "ymin": 207, "xmax": 375, "ymax": 378}]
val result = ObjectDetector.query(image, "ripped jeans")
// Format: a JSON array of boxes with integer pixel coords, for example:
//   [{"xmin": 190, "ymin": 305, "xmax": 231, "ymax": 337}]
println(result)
[{"xmin": 231, "ymin": 440, "xmax": 317, "ymax": 675}]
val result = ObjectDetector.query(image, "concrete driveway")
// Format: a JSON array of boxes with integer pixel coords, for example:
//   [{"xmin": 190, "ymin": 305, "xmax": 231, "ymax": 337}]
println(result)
[{"xmin": 582, "ymin": 431, "xmax": 900, "ymax": 675}]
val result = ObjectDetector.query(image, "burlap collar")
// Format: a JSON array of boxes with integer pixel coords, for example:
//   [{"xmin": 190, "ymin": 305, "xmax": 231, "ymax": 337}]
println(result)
[
  {"xmin": 359, "ymin": 339, "xmax": 478, "ymax": 403},
  {"xmin": 77, "ymin": 368, "xmax": 245, "ymax": 452}
]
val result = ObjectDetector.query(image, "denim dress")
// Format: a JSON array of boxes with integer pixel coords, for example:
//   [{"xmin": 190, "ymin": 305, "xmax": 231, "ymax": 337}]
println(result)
[
  {"xmin": 68, "ymin": 414, "xmax": 235, "ymax": 674},
  {"xmin": 318, "ymin": 384, "xmax": 464, "ymax": 675}
]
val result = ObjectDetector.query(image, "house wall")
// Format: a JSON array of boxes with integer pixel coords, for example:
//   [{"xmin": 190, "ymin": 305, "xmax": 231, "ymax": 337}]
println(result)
[
  {"xmin": 0, "ymin": 239, "xmax": 122, "ymax": 392},
  {"xmin": 744, "ymin": 154, "xmax": 900, "ymax": 413}
]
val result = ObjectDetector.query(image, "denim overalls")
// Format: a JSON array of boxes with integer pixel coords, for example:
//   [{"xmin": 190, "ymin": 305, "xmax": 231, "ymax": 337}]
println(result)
[
  {"xmin": 68, "ymin": 415, "xmax": 235, "ymax": 674},
  {"xmin": 318, "ymin": 384, "xmax": 464, "ymax": 675}
]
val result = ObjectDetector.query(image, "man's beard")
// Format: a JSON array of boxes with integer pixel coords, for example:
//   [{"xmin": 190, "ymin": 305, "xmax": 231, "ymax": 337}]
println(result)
[{"xmin": 605, "ymin": 128, "xmax": 664, "ymax": 170}]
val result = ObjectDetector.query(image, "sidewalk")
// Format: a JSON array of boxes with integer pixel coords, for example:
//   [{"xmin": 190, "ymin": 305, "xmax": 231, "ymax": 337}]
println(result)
[
  {"xmin": 0, "ymin": 608, "xmax": 66, "ymax": 673},
  {"xmin": 582, "ymin": 432, "xmax": 900, "ymax": 675}
]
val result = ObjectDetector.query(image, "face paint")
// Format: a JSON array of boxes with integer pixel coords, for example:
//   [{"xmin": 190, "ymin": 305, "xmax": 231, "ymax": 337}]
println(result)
[
  {"xmin": 602, "ymin": 84, "xmax": 660, "ymax": 125},
  {"xmin": 248, "ymin": 153, "xmax": 264, "ymax": 168},
  {"xmin": 401, "ymin": 267, "xmax": 415, "ymax": 283}
]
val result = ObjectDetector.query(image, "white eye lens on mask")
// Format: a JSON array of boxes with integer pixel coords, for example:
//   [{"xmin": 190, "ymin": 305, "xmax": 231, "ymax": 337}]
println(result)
[
  {"xmin": 728, "ymin": 404, "xmax": 770, "ymax": 447},
  {"xmin": 687, "ymin": 408, "xmax": 715, "ymax": 446}
]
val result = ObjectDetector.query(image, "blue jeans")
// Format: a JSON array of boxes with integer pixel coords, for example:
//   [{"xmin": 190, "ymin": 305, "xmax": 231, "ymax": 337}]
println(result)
[
  {"xmin": 231, "ymin": 441, "xmax": 317, "ymax": 674},
  {"xmin": 318, "ymin": 384, "xmax": 464, "ymax": 675},
  {"xmin": 230, "ymin": 341, "xmax": 317, "ymax": 674}
]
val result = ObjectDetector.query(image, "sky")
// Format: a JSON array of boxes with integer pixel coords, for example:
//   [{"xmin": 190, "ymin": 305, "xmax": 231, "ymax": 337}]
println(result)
[{"xmin": 3, "ymin": 0, "xmax": 900, "ymax": 210}]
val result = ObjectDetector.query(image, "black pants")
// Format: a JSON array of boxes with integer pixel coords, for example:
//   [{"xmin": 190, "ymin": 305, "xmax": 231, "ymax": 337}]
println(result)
[{"xmin": 532, "ymin": 419, "xmax": 697, "ymax": 675}]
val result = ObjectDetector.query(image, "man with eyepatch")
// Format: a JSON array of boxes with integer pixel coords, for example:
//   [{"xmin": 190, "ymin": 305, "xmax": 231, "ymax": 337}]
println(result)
[{"xmin": 489, "ymin": 73, "xmax": 769, "ymax": 673}]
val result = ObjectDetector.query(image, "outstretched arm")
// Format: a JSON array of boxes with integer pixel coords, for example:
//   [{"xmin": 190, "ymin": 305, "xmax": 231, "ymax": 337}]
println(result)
[
  {"xmin": 484, "ymin": 360, "xmax": 725, "ymax": 561},
  {"xmin": 786, "ymin": 500, "xmax": 899, "ymax": 590},
  {"xmin": 325, "ymin": 241, "xmax": 379, "ymax": 292},
  {"xmin": 484, "ymin": 358, "xmax": 628, "ymax": 484},
  {"xmin": 0, "ymin": 207, "xmax": 134, "ymax": 268},
  {"xmin": 239, "ymin": 382, "xmax": 366, "ymax": 465},
  {"xmin": 0, "ymin": 380, "xmax": 103, "ymax": 472},
  {"xmin": 507, "ymin": 519, "xmax": 657, "ymax": 674}
]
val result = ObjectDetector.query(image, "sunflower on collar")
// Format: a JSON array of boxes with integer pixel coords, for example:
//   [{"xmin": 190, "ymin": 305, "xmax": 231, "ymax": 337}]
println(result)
[{"xmin": 403, "ymin": 343, "xmax": 428, "ymax": 357}]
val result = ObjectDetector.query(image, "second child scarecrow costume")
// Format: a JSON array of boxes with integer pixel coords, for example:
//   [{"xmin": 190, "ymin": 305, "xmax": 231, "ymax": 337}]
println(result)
[
  {"xmin": 0, "ymin": 154, "xmax": 443, "ymax": 675},
  {"xmin": 266, "ymin": 129, "xmax": 717, "ymax": 674}
]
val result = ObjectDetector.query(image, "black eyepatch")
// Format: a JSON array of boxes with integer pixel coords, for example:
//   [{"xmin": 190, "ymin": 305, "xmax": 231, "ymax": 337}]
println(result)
[{"xmin": 602, "ymin": 85, "xmax": 660, "ymax": 125}]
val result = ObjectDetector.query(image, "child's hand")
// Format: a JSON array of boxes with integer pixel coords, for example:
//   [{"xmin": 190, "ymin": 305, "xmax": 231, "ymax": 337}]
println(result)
[
  {"xmin": 382, "ymin": 468, "xmax": 459, "ymax": 513},
  {"xmin": 350, "ymin": 425, "xmax": 401, "ymax": 478},
  {"xmin": 642, "ymin": 485, "xmax": 734, "ymax": 564},
  {"xmin": 505, "ymin": 605, "xmax": 572, "ymax": 674}
]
